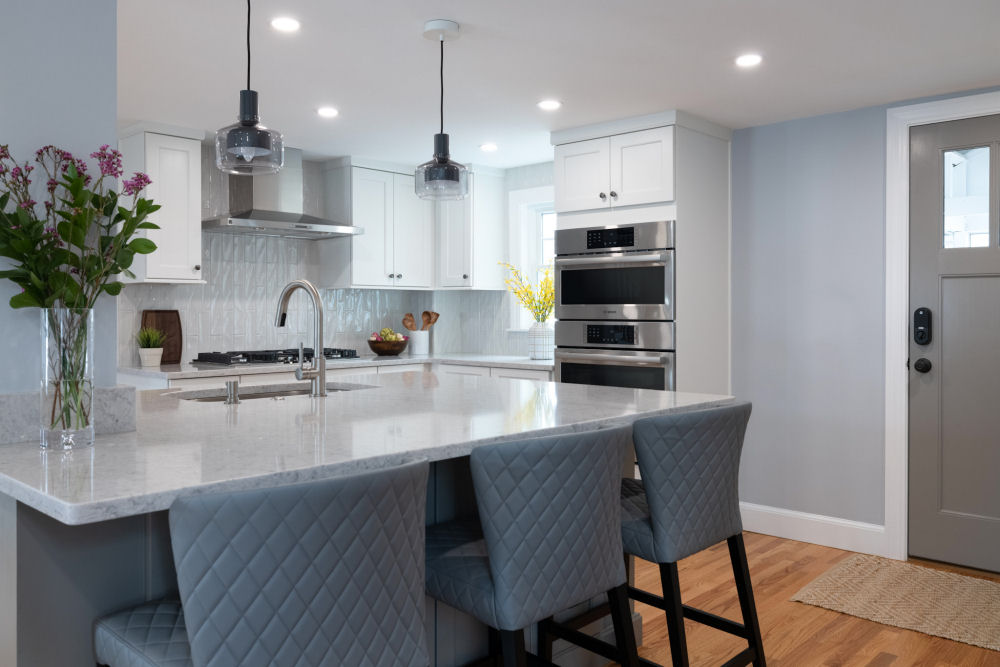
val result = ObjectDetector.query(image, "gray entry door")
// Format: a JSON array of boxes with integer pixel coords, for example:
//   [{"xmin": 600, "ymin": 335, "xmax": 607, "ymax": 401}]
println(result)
[{"xmin": 909, "ymin": 114, "xmax": 1000, "ymax": 572}]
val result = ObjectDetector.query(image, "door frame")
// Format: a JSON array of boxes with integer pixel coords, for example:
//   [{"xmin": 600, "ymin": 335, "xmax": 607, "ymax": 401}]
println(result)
[{"xmin": 884, "ymin": 90, "xmax": 1000, "ymax": 560}]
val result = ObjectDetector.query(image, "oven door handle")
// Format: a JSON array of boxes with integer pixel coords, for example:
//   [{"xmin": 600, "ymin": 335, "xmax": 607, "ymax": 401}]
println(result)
[
  {"xmin": 556, "ymin": 352, "xmax": 669, "ymax": 366},
  {"xmin": 554, "ymin": 252, "xmax": 669, "ymax": 267}
]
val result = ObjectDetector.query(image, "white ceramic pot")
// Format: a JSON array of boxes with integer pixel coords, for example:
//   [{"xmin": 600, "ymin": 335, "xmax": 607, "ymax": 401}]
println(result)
[
  {"xmin": 527, "ymin": 321, "xmax": 554, "ymax": 360},
  {"xmin": 139, "ymin": 347, "xmax": 163, "ymax": 368},
  {"xmin": 409, "ymin": 330, "xmax": 430, "ymax": 356}
]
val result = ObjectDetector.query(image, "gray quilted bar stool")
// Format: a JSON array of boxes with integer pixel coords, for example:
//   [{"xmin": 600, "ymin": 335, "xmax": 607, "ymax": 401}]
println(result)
[
  {"xmin": 94, "ymin": 460, "xmax": 430, "ymax": 667},
  {"xmin": 424, "ymin": 426, "xmax": 640, "ymax": 667},
  {"xmin": 623, "ymin": 402, "xmax": 763, "ymax": 667}
]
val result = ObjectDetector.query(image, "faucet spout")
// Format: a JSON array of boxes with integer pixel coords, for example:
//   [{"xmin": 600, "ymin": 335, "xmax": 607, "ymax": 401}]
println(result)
[{"xmin": 274, "ymin": 279, "xmax": 326, "ymax": 397}]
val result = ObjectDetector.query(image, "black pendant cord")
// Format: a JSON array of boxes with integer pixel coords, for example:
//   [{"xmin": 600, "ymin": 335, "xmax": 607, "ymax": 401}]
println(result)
[
  {"xmin": 246, "ymin": 0, "xmax": 252, "ymax": 90},
  {"xmin": 441, "ymin": 39, "xmax": 444, "ymax": 134}
]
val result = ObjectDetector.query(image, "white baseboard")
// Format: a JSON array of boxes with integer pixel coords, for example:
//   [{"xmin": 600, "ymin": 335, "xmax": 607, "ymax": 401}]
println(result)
[{"xmin": 740, "ymin": 501, "xmax": 890, "ymax": 557}]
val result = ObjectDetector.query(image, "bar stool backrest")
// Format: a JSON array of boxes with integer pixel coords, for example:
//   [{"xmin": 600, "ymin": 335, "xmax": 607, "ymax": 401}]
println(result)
[
  {"xmin": 632, "ymin": 402, "xmax": 753, "ymax": 563},
  {"xmin": 469, "ymin": 425, "xmax": 631, "ymax": 631},
  {"xmin": 169, "ymin": 461, "xmax": 430, "ymax": 667}
]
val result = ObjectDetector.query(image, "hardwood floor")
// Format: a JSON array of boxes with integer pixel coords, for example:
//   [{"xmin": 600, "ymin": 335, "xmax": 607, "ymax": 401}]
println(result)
[{"xmin": 630, "ymin": 532, "xmax": 1000, "ymax": 667}]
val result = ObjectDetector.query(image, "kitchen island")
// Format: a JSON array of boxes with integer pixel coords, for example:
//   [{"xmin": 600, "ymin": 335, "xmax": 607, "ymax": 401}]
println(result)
[{"xmin": 0, "ymin": 369, "xmax": 732, "ymax": 666}]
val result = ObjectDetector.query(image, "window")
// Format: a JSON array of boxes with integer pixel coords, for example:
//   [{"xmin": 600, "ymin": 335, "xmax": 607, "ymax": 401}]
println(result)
[{"xmin": 507, "ymin": 186, "xmax": 555, "ymax": 330}]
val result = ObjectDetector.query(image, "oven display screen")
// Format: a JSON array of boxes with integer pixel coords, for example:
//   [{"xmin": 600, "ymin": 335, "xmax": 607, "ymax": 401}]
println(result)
[
  {"xmin": 561, "ymin": 266, "xmax": 665, "ymax": 305},
  {"xmin": 587, "ymin": 227, "xmax": 635, "ymax": 250},
  {"xmin": 587, "ymin": 324, "xmax": 635, "ymax": 345},
  {"xmin": 560, "ymin": 363, "xmax": 666, "ymax": 390}
]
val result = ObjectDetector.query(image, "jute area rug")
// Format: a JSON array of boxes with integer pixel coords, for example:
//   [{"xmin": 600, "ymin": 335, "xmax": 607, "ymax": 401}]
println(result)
[{"xmin": 791, "ymin": 553, "xmax": 1000, "ymax": 652}]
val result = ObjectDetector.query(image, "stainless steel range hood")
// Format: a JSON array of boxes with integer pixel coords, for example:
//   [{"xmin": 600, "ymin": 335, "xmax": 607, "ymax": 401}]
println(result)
[{"xmin": 202, "ymin": 148, "xmax": 362, "ymax": 240}]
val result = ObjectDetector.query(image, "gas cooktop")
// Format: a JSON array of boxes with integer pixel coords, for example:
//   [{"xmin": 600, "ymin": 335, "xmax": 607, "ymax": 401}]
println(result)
[{"xmin": 194, "ymin": 348, "xmax": 358, "ymax": 366}]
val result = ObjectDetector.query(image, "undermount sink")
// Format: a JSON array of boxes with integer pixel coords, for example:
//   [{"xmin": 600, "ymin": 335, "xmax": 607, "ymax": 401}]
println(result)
[{"xmin": 174, "ymin": 382, "xmax": 375, "ymax": 403}]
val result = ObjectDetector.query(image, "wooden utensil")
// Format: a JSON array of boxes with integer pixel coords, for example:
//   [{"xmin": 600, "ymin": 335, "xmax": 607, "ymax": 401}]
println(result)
[
  {"xmin": 426, "ymin": 311, "xmax": 440, "ymax": 330},
  {"xmin": 421, "ymin": 311, "xmax": 432, "ymax": 331},
  {"xmin": 402, "ymin": 313, "xmax": 417, "ymax": 331},
  {"xmin": 140, "ymin": 310, "xmax": 182, "ymax": 364}
]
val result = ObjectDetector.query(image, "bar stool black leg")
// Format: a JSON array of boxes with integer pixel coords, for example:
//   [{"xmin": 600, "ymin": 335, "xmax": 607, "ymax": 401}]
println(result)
[
  {"xmin": 537, "ymin": 617, "xmax": 554, "ymax": 662},
  {"xmin": 608, "ymin": 584, "xmax": 641, "ymax": 667},
  {"xmin": 728, "ymin": 534, "xmax": 766, "ymax": 667},
  {"xmin": 659, "ymin": 562, "xmax": 690, "ymax": 667},
  {"xmin": 499, "ymin": 629, "xmax": 528, "ymax": 667}
]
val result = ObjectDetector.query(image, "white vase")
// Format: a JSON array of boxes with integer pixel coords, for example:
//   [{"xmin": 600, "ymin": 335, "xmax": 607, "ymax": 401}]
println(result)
[
  {"xmin": 139, "ymin": 347, "xmax": 163, "ymax": 368},
  {"xmin": 527, "ymin": 321, "xmax": 554, "ymax": 360}
]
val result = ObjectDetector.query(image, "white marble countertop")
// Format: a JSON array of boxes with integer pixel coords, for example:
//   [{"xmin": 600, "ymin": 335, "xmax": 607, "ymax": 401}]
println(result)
[
  {"xmin": 118, "ymin": 353, "xmax": 554, "ymax": 380},
  {"xmin": 0, "ymin": 371, "xmax": 732, "ymax": 525}
]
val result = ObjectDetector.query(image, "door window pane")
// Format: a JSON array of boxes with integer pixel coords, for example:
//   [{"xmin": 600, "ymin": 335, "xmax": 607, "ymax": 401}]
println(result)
[{"xmin": 943, "ymin": 146, "xmax": 989, "ymax": 248}]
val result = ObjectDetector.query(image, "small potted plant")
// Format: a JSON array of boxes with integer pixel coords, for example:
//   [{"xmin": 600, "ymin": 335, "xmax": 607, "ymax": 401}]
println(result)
[{"xmin": 136, "ymin": 327, "xmax": 167, "ymax": 367}]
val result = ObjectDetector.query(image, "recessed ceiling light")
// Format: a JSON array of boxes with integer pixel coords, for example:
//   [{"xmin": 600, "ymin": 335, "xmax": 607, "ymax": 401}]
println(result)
[
  {"xmin": 270, "ymin": 17, "xmax": 301, "ymax": 33},
  {"xmin": 735, "ymin": 53, "xmax": 762, "ymax": 68},
  {"xmin": 537, "ymin": 99, "xmax": 562, "ymax": 111},
  {"xmin": 480, "ymin": 143, "xmax": 498, "ymax": 152},
  {"xmin": 317, "ymin": 106, "xmax": 339, "ymax": 118}
]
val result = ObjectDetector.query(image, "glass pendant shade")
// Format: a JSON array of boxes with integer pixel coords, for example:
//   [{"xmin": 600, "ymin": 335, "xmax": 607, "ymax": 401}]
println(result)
[
  {"xmin": 216, "ymin": 90, "xmax": 284, "ymax": 175},
  {"xmin": 415, "ymin": 133, "xmax": 468, "ymax": 200}
]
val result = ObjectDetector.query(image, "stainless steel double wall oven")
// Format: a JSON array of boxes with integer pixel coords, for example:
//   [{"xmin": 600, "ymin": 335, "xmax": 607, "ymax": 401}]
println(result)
[{"xmin": 554, "ymin": 220, "xmax": 675, "ymax": 390}]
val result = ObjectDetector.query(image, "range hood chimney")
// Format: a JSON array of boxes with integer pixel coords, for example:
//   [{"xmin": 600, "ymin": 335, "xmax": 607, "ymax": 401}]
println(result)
[{"xmin": 202, "ymin": 148, "xmax": 362, "ymax": 239}]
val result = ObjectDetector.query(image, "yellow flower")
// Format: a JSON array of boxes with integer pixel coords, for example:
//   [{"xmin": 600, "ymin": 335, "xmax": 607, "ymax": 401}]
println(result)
[{"xmin": 500, "ymin": 262, "xmax": 554, "ymax": 323}]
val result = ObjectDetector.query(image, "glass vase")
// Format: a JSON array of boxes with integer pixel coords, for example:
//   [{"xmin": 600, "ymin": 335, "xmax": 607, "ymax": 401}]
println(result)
[{"xmin": 40, "ymin": 308, "xmax": 94, "ymax": 450}]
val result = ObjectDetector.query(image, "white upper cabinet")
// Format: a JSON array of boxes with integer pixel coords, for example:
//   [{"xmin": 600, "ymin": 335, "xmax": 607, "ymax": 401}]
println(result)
[
  {"xmin": 318, "ymin": 165, "xmax": 433, "ymax": 289},
  {"xmin": 436, "ymin": 169, "xmax": 506, "ymax": 289},
  {"xmin": 118, "ymin": 129, "xmax": 203, "ymax": 283},
  {"xmin": 554, "ymin": 126, "xmax": 674, "ymax": 213}
]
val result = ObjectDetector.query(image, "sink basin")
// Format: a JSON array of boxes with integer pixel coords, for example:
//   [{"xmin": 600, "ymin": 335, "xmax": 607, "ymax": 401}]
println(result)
[{"xmin": 173, "ymin": 381, "xmax": 375, "ymax": 403}]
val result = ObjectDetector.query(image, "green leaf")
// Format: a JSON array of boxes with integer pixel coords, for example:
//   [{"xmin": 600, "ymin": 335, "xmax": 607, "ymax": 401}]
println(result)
[
  {"xmin": 136, "ymin": 222, "xmax": 160, "ymax": 230},
  {"xmin": 9, "ymin": 291, "xmax": 41, "ymax": 308},
  {"xmin": 116, "ymin": 247, "xmax": 135, "ymax": 269},
  {"xmin": 102, "ymin": 281, "xmax": 123, "ymax": 296},
  {"xmin": 128, "ymin": 238, "xmax": 157, "ymax": 254}
]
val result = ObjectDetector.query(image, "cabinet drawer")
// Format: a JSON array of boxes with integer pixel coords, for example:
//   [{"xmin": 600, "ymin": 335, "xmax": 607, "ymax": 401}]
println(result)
[
  {"xmin": 378, "ymin": 363, "xmax": 428, "ymax": 374},
  {"xmin": 489, "ymin": 367, "xmax": 552, "ymax": 382},
  {"xmin": 438, "ymin": 364, "xmax": 491, "ymax": 377}
]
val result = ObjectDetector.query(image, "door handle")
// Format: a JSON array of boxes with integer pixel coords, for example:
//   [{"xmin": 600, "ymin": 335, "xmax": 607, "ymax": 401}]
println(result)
[{"xmin": 914, "ymin": 358, "xmax": 932, "ymax": 373}]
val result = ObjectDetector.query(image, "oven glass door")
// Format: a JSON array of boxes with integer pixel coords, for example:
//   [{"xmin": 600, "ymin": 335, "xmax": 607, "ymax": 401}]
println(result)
[
  {"xmin": 555, "ymin": 349, "xmax": 675, "ymax": 391},
  {"xmin": 554, "ymin": 250, "xmax": 674, "ymax": 320}
]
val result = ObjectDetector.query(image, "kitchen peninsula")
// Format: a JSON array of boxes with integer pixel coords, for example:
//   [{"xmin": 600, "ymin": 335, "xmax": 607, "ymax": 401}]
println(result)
[{"xmin": 0, "ymin": 370, "xmax": 732, "ymax": 666}]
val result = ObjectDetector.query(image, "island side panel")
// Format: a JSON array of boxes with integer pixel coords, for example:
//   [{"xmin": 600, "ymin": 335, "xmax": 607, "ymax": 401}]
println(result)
[
  {"xmin": 0, "ymin": 496, "xmax": 15, "ymax": 665},
  {"xmin": 15, "ymin": 504, "xmax": 153, "ymax": 666}
]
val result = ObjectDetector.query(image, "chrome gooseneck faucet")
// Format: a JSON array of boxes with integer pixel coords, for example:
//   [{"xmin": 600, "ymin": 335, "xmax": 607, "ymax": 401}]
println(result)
[{"xmin": 274, "ymin": 279, "xmax": 326, "ymax": 397}]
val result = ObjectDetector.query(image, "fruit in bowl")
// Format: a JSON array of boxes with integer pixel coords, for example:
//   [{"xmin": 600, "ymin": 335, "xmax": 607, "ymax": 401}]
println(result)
[{"xmin": 368, "ymin": 327, "xmax": 409, "ymax": 356}]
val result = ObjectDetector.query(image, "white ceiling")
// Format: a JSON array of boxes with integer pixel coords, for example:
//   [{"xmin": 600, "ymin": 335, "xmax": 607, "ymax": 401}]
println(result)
[{"xmin": 118, "ymin": 0, "xmax": 1000, "ymax": 169}]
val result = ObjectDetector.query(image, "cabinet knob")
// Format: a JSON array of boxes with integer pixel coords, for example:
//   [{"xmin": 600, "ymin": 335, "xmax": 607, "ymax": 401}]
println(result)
[
  {"xmin": 396, "ymin": 273, "xmax": 402, "ymax": 279},
  {"xmin": 599, "ymin": 192, "xmax": 607, "ymax": 200},
  {"xmin": 462, "ymin": 274, "xmax": 469, "ymax": 280},
  {"xmin": 609, "ymin": 191, "xmax": 618, "ymax": 199},
  {"xmin": 194, "ymin": 264, "xmax": 201, "ymax": 271}
]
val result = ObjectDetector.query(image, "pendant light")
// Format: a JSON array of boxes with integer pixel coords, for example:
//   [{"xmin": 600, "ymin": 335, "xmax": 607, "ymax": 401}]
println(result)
[
  {"xmin": 415, "ymin": 20, "xmax": 468, "ymax": 200},
  {"xmin": 215, "ymin": 0, "xmax": 284, "ymax": 175}
]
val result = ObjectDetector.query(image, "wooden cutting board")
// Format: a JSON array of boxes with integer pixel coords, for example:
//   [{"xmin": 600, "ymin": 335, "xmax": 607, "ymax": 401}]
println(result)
[{"xmin": 140, "ymin": 310, "xmax": 183, "ymax": 364}]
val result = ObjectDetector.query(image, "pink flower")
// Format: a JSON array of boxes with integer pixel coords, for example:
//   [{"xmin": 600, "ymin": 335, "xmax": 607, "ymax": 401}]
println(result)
[
  {"xmin": 46, "ymin": 178, "xmax": 58, "ymax": 193},
  {"xmin": 121, "ymin": 172, "xmax": 151, "ymax": 196},
  {"xmin": 90, "ymin": 145, "xmax": 122, "ymax": 178},
  {"xmin": 0, "ymin": 145, "xmax": 9, "ymax": 160},
  {"xmin": 19, "ymin": 199, "xmax": 36, "ymax": 210}
]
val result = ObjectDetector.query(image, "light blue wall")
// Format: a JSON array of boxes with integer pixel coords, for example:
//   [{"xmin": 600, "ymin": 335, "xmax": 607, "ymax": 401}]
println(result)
[{"xmin": 0, "ymin": 0, "xmax": 118, "ymax": 392}]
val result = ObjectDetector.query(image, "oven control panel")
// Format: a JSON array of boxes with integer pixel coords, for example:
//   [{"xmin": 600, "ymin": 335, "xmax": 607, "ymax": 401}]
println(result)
[
  {"xmin": 586, "ymin": 227, "xmax": 635, "ymax": 250},
  {"xmin": 587, "ymin": 324, "xmax": 636, "ymax": 345}
]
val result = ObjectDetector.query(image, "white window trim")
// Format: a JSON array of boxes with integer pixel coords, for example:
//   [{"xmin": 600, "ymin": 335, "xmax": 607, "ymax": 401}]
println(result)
[{"xmin": 507, "ymin": 185, "xmax": 555, "ymax": 331}]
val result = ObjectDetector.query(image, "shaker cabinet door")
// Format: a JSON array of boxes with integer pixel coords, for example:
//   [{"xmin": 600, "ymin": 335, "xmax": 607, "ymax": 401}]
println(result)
[
  {"xmin": 350, "ymin": 168, "xmax": 394, "ymax": 287},
  {"xmin": 554, "ymin": 137, "xmax": 611, "ymax": 213},
  {"xmin": 140, "ymin": 133, "xmax": 202, "ymax": 281},
  {"xmin": 392, "ymin": 174, "xmax": 434, "ymax": 288},
  {"xmin": 609, "ymin": 126, "xmax": 674, "ymax": 207}
]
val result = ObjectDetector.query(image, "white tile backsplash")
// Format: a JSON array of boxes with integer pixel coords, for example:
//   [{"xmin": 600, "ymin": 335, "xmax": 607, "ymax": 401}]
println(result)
[{"xmin": 118, "ymin": 233, "xmax": 524, "ymax": 366}]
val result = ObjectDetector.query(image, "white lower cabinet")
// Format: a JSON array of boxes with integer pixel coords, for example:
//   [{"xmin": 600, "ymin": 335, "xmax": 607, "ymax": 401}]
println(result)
[
  {"xmin": 489, "ymin": 367, "xmax": 552, "ymax": 382},
  {"xmin": 437, "ymin": 364, "xmax": 491, "ymax": 377},
  {"xmin": 378, "ymin": 363, "xmax": 429, "ymax": 374}
]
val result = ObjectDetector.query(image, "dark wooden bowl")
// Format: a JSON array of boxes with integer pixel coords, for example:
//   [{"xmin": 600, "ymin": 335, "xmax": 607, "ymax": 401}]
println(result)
[{"xmin": 367, "ymin": 338, "xmax": 408, "ymax": 356}]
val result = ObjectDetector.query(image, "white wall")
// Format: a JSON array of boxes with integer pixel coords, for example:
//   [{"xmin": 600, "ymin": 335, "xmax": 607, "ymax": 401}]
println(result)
[{"xmin": 0, "ymin": 0, "xmax": 118, "ymax": 391}]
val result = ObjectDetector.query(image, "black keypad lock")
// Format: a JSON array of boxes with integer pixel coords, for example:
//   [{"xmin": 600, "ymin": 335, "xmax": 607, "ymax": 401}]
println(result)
[{"xmin": 913, "ymin": 307, "xmax": 931, "ymax": 346}]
